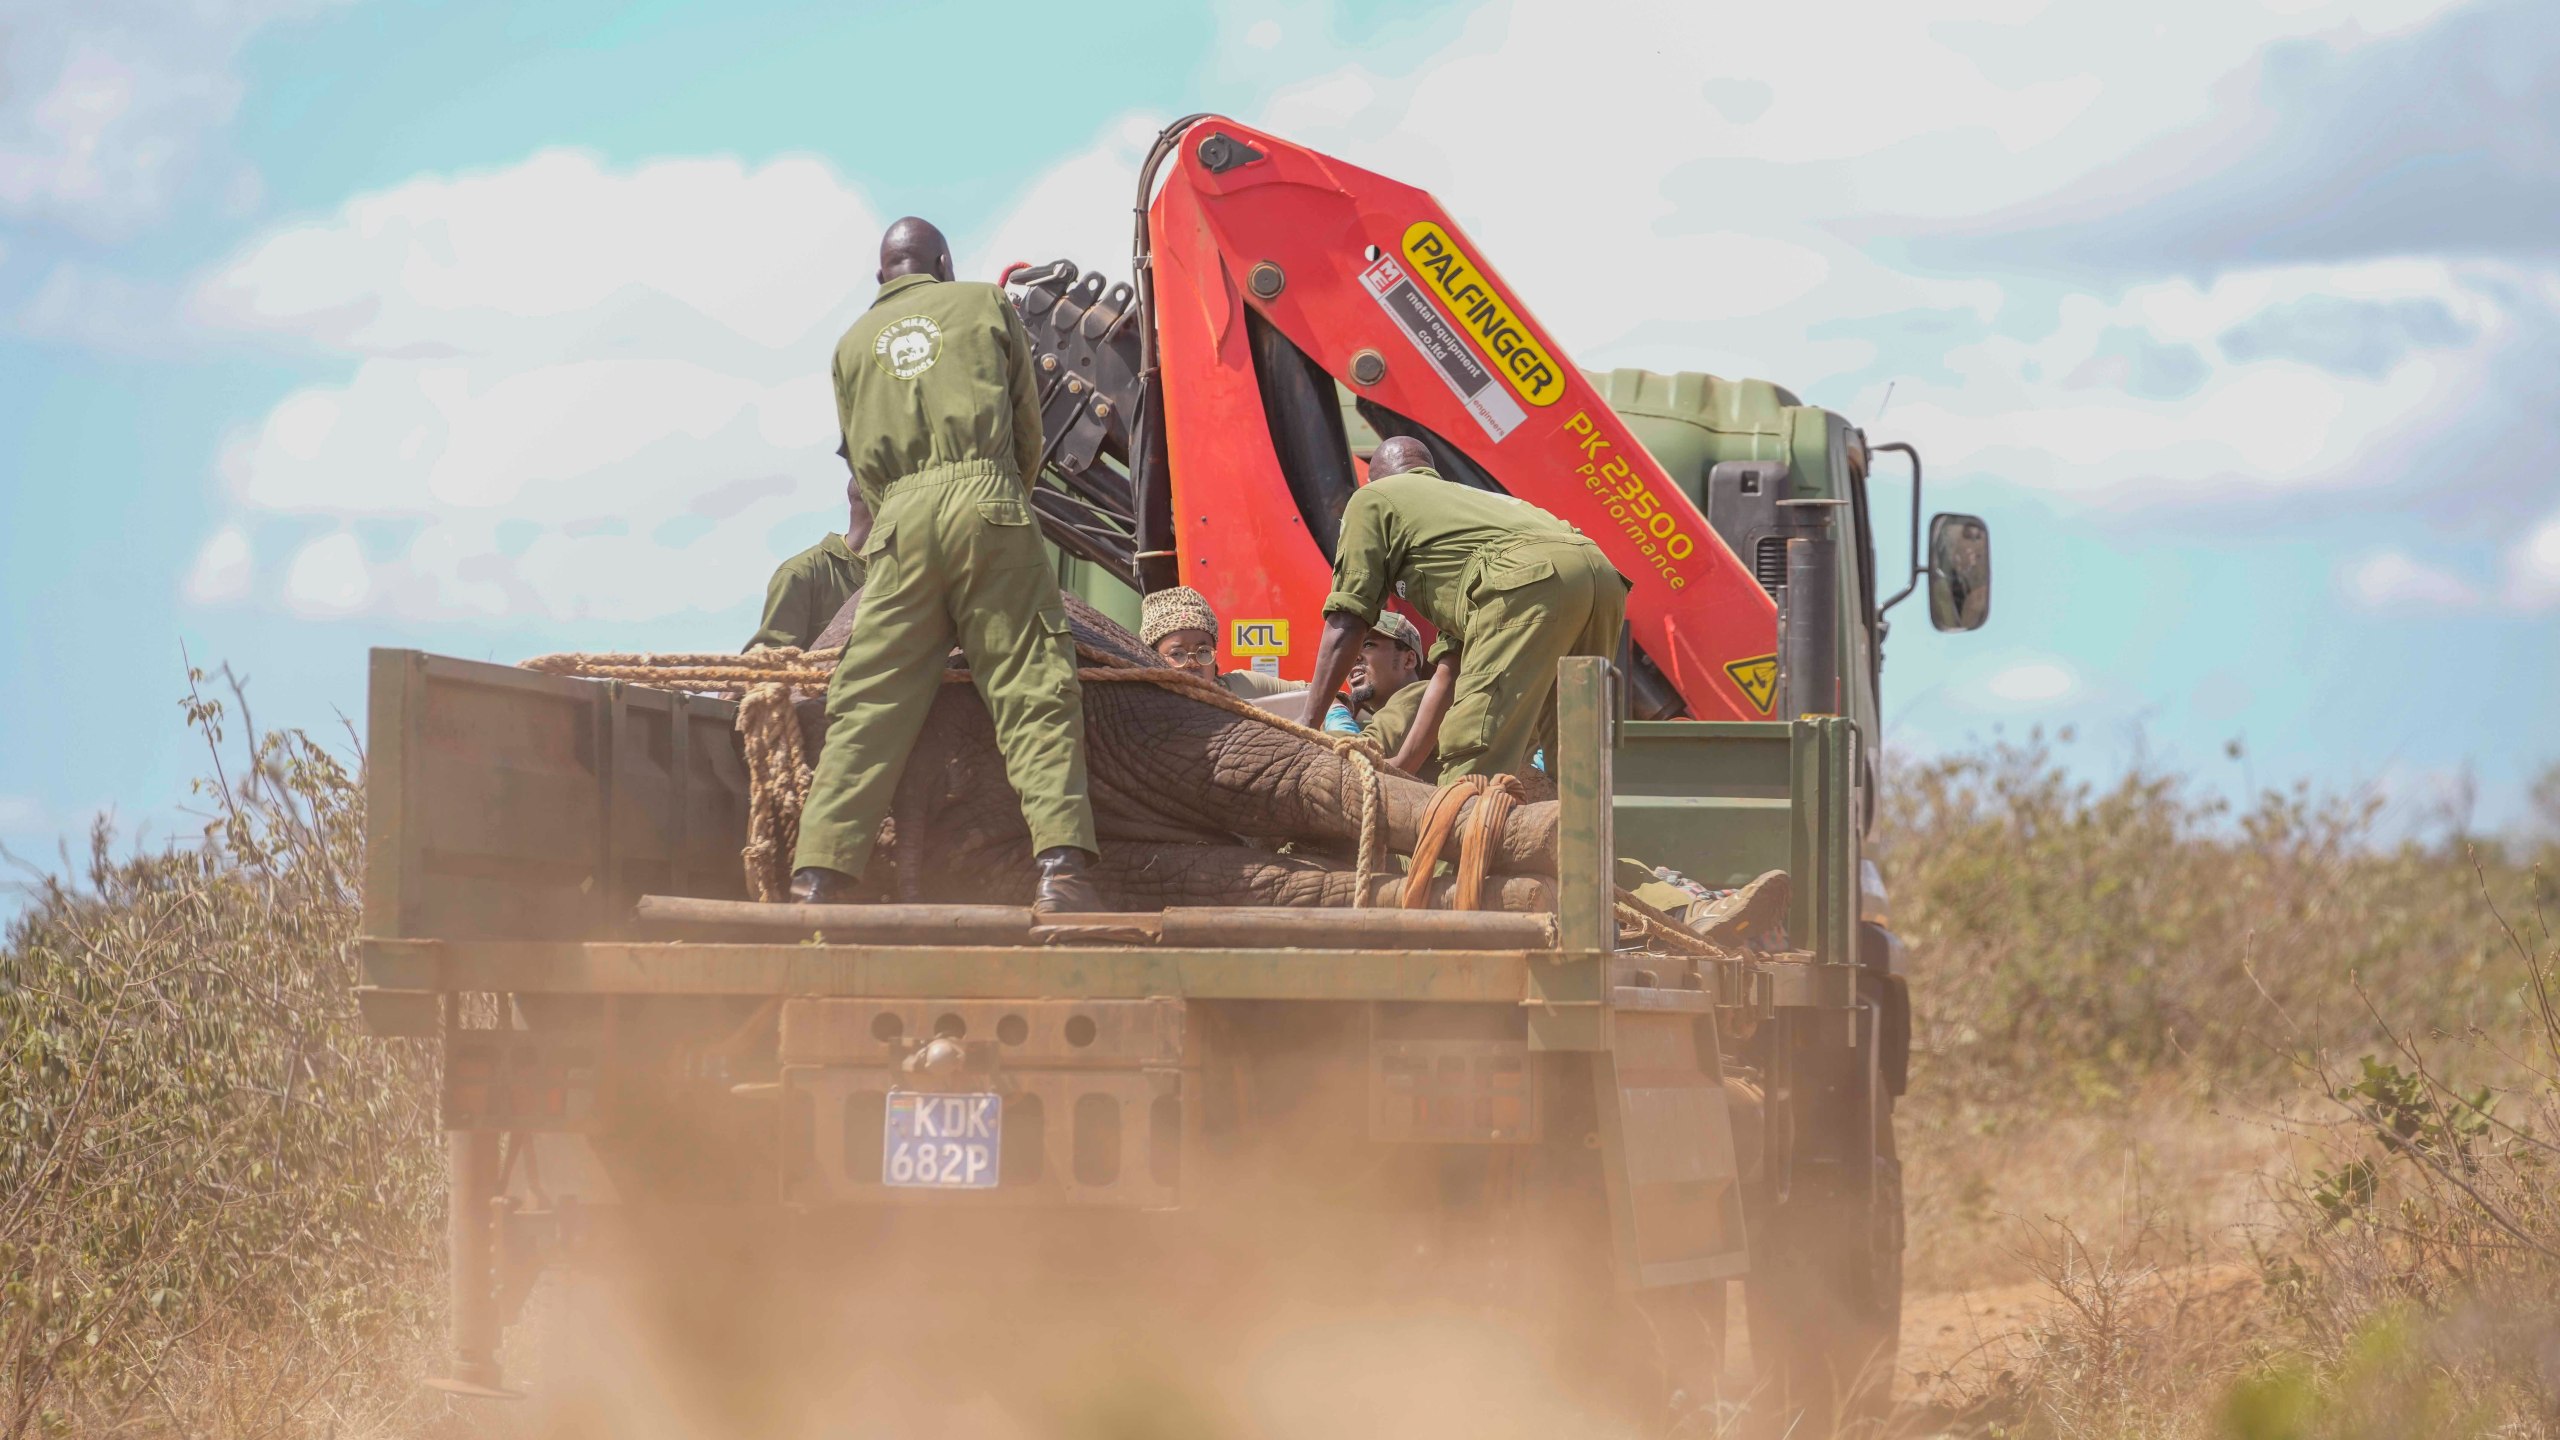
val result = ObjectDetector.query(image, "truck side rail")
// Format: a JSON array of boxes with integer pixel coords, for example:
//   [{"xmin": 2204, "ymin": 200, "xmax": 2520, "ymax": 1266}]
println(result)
[{"xmin": 358, "ymin": 654, "xmax": 1863, "ymax": 1046}]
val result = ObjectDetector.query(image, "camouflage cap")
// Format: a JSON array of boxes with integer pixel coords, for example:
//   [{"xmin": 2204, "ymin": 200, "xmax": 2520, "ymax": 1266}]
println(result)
[
  {"xmin": 1141, "ymin": 586, "xmax": 1219, "ymax": 648},
  {"xmin": 1369, "ymin": 610, "xmax": 1423, "ymax": 658}
]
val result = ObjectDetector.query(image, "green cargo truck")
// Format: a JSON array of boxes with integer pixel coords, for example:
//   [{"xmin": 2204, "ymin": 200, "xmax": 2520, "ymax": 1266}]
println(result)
[{"xmin": 356, "ymin": 366, "xmax": 1990, "ymax": 1434}]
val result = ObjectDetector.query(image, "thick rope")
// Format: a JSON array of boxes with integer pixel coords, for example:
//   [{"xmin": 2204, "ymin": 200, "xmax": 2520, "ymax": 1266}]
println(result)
[
  {"xmin": 524, "ymin": 645, "xmax": 1402, "ymax": 908},
  {"xmin": 735, "ymin": 683, "xmax": 810, "ymax": 901}
]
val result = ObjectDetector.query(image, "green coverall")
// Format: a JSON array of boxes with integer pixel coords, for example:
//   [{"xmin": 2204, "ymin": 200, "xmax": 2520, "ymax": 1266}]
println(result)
[
  {"xmin": 792, "ymin": 274, "xmax": 1095, "ymax": 880},
  {"xmin": 1358, "ymin": 681, "xmax": 1427, "ymax": 761},
  {"xmin": 745, "ymin": 534, "xmax": 865, "ymax": 651},
  {"xmin": 1324, "ymin": 469, "xmax": 1627, "ymax": 781}
]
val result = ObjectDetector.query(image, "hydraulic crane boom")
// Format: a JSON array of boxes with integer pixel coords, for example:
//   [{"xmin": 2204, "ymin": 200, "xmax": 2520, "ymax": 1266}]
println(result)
[{"xmin": 1008, "ymin": 114, "xmax": 1781, "ymax": 721}]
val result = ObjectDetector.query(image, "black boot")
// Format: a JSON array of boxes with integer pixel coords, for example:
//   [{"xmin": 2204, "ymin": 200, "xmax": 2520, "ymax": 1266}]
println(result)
[
  {"xmin": 789, "ymin": 866, "xmax": 861, "ymax": 905},
  {"xmin": 1032, "ymin": 847, "xmax": 1105, "ymax": 915}
]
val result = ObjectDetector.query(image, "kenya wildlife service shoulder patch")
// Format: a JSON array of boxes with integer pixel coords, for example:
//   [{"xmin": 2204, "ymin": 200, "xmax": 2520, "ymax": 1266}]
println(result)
[{"xmin": 873, "ymin": 315, "xmax": 943, "ymax": 380}]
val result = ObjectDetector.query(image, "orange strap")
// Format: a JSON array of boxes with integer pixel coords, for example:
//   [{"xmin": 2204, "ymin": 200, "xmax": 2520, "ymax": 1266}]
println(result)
[
  {"xmin": 1399, "ymin": 773, "xmax": 1523, "ymax": 911},
  {"xmin": 1454, "ymin": 775, "xmax": 1524, "ymax": 911}
]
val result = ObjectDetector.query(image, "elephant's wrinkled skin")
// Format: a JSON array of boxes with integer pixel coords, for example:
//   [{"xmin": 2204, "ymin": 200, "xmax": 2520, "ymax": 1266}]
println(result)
[{"xmin": 795, "ymin": 592, "xmax": 1561, "ymax": 910}]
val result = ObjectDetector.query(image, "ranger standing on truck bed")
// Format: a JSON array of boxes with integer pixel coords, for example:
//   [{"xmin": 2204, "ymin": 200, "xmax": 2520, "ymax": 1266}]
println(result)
[
  {"xmin": 1297, "ymin": 436, "xmax": 1627, "ymax": 781},
  {"xmin": 790, "ymin": 217, "xmax": 1103, "ymax": 913}
]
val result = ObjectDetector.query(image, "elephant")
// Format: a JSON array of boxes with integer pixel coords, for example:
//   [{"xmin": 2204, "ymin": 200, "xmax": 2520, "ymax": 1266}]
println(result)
[{"xmin": 794, "ymin": 590, "xmax": 1563, "ymax": 912}]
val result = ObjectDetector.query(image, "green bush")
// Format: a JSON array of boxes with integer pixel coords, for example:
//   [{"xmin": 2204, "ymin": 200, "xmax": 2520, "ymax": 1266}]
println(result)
[
  {"xmin": 0, "ymin": 674, "xmax": 444, "ymax": 1438},
  {"xmin": 1878, "ymin": 734, "xmax": 2545, "ymax": 1099}
]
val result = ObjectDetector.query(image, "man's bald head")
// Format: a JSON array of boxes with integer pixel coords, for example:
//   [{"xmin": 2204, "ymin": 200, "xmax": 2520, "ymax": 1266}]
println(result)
[
  {"xmin": 878, "ymin": 217, "xmax": 954, "ymax": 284},
  {"xmin": 1371, "ymin": 436, "xmax": 1434, "ymax": 479}
]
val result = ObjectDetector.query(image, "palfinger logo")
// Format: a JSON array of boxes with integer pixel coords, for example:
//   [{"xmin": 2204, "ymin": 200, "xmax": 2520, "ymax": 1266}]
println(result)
[{"xmin": 1400, "ymin": 222, "xmax": 1562, "ymax": 409}]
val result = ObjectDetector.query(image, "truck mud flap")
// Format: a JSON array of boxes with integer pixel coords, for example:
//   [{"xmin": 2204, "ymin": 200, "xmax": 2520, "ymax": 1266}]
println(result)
[{"xmin": 1593, "ymin": 1009, "xmax": 1748, "ymax": 1289}]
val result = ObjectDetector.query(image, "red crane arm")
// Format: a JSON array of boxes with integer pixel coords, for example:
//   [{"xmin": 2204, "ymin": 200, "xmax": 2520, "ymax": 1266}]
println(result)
[{"xmin": 1146, "ymin": 116, "xmax": 1778, "ymax": 721}]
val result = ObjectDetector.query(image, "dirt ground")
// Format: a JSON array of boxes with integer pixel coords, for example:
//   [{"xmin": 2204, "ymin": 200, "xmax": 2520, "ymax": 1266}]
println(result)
[
  {"xmin": 461, "ymin": 1083, "xmax": 2303, "ymax": 1440},
  {"xmin": 1880, "ymin": 1080, "xmax": 2306, "ymax": 1431}
]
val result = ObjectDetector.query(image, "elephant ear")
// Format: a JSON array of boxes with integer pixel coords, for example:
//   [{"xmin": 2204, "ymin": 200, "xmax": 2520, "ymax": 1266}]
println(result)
[{"xmin": 809, "ymin": 584, "xmax": 864, "ymax": 653}]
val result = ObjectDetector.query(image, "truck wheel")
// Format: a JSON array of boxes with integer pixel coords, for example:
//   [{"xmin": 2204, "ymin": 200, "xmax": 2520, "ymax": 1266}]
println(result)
[{"xmin": 1745, "ymin": 1118, "xmax": 1903, "ymax": 1437}]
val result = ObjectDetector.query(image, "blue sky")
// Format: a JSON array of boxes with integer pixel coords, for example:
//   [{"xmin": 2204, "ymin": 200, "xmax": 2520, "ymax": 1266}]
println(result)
[{"xmin": 1, "ymin": 0, "xmax": 2554, "ymax": 871}]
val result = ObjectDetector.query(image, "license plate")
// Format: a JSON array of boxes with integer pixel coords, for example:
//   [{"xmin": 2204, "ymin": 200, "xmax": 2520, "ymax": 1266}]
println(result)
[{"xmin": 882, "ymin": 1091, "xmax": 1001, "ymax": 1189}]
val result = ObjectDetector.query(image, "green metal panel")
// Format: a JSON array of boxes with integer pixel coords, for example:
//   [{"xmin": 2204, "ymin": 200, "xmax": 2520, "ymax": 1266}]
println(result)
[
  {"xmin": 363, "ymin": 938, "xmax": 1536, "ymax": 1003},
  {"xmin": 1554, "ymin": 657, "xmax": 1617, "ymax": 955},
  {"xmin": 1592, "ymin": 368, "xmax": 1797, "ymax": 513},
  {"xmin": 363, "ymin": 648, "xmax": 417, "ymax": 943},
  {"xmin": 370, "ymin": 651, "xmax": 752, "ymax": 944},
  {"xmin": 1539, "ymin": 657, "xmax": 1616, "ymax": 1052},
  {"xmin": 1783, "ymin": 716, "xmax": 1861, "ymax": 967},
  {"xmin": 1590, "ymin": 1010, "xmax": 1749, "ymax": 1288},
  {"xmin": 1612, "ymin": 718, "xmax": 1794, "ymax": 889}
]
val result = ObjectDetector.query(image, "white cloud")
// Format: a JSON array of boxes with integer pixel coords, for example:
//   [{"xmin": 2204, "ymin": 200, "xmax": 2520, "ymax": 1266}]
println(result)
[
  {"xmin": 2340, "ymin": 550, "xmax": 2481, "ymax": 611},
  {"xmin": 167, "ymin": 0, "xmax": 2539, "ymax": 636},
  {"xmin": 1236, "ymin": 0, "xmax": 2515, "ymax": 521},
  {"xmin": 284, "ymin": 532, "xmax": 374, "ymax": 616},
  {"xmin": 1983, "ymin": 659, "xmax": 2081, "ymax": 705},
  {"xmin": 184, "ymin": 525, "xmax": 255, "ymax": 604},
  {"xmin": 0, "ymin": 0, "xmax": 345, "ymax": 237},
  {"xmin": 960, "ymin": 116, "xmax": 1162, "ymax": 290},
  {"xmin": 195, "ymin": 149, "xmax": 879, "ymax": 357},
  {"xmin": 190, "ymin": 148, "xmax": 886, "ymax": 623},
  {"xmin": 0, "ymin": 794, "xmax": 44, "ymax": 833},
  {"xmin": 2505, "ymin": 509, "xmax": 2560, "ymax": 611}
]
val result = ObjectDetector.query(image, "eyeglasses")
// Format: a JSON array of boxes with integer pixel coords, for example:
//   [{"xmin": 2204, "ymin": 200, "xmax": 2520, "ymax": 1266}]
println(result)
[{"xmin": 1159, "ymin": 647, "xmax": 1217, "ymax": 665}]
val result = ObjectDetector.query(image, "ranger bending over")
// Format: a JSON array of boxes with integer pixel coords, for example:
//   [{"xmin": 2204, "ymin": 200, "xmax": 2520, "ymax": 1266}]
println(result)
[
  {"xmin": 1296, "ymin": 436, "xmax": 1627, "ymax": 781},
  {"xmin": 746, "ymin": 447, "xmax": 872, "ymax": 651},
  {"xmin": 790, "ymin": 218, "xmax": 1102, "ymax": 913}
]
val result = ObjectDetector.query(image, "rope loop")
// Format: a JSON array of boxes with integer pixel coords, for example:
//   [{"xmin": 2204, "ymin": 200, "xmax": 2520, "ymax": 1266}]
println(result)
[{"xmin": 1397, "ymin": 774, "xmax": 1525, "ymax": 911}]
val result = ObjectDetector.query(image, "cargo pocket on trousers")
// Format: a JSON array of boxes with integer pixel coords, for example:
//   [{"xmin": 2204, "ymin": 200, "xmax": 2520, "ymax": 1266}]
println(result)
[
  {"xmin": 857, "ymin": 522, "xmax": 896, "ymax": 589},
  {"xmin": 1038, "ymin": 608, "xmax": 1075, "ymax": 663},
  {"xmin": 975, "ymin": 498, "xmax": 1046, "ymax": 573},
  {"xmin": 1474, "ymin": 553, "xmax": 1558, "ymax": 594}
]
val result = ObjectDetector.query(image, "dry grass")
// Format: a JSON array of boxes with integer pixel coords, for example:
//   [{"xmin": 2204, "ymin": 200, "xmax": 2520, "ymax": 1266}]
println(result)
[
  {"xmin": 0, "ymin": 671, "xmax": 450, "ymax": 1439},
  {"xmin": 1900, "ymin": 1079, "xmax": 2295, "ymax": 1295},
  {"xmin": 1884, "ymin": 736, "xmax": 2560, "ymax": 1439},
  {"xmin": 5, "ymin": 685, "xmax": 2555, "ymax": 1438},
  {"xmin": 1881, "ymin": 734, "xmax": 2549, "ymax": 1099}
]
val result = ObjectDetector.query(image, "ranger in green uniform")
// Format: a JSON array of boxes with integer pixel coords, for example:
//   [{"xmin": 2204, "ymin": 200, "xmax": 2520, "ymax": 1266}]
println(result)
[
  {"xmin": 1297, "ymin": 436, "xmax": 1627, "ymax": 781},
  {"xmin": 790, "ymin": 218, "xmax": 1101, "ymax": 912},
  {"xmin": 1350, "ymin": 611, "xmax": 1442, "ymax": 773},
  {"xmin": 745, "ymin": 452, "xmax": 872, "ymax": 651}
]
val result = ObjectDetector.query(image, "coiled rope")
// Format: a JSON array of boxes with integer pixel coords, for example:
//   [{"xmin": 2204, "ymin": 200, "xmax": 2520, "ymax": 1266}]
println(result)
[{"xmin": 1396, "ymin": 775, "xmax": 1527, "ymax": 912}]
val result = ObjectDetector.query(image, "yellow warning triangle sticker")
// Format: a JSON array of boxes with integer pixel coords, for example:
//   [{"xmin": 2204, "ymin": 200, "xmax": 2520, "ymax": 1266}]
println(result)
[{"xmin": 1724, "ymin": 653, "xmax": 1778, "ymax": 715}]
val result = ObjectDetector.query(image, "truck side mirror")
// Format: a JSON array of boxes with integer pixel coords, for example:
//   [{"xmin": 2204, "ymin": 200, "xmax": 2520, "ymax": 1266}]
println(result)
[{"xmin": 1926, "ymin": 513, "xmax": 1991, "ymax": 632}]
